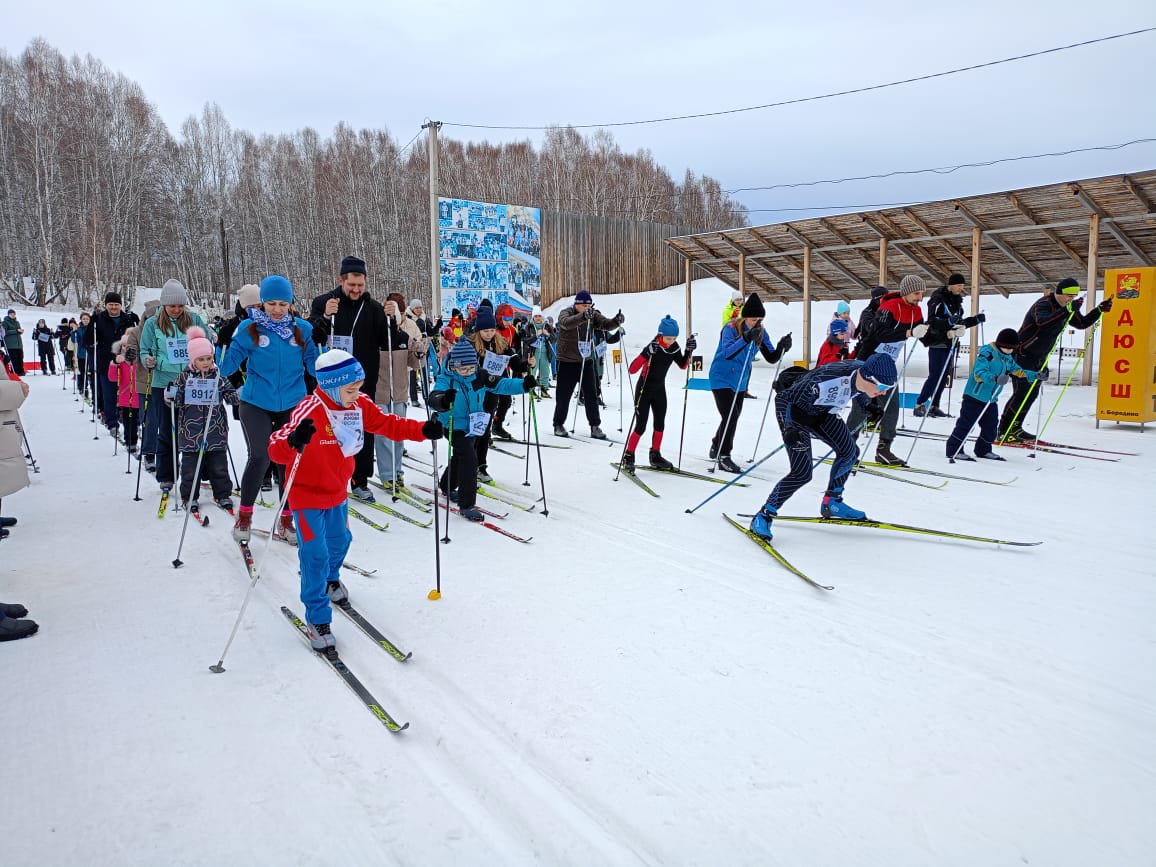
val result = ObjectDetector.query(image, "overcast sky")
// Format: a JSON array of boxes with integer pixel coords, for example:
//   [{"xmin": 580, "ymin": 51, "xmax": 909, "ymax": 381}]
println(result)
[{"xmin": 4, "ymin": 0, "xmax": 1155, "ymax": 222}]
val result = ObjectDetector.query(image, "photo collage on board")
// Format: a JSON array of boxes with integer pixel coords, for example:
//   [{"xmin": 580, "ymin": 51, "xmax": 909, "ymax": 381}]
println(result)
[{"xmin": 438, "ymin": 197, "xmax": 542, "ymax": 315}]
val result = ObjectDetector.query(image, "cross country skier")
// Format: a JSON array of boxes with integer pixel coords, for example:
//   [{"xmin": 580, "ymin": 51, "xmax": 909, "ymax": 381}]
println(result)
[
  {"xmin": 172, "ymin": 327, "xmax": 239, "ymax": 510},
  {"xmin": 945, "ymin": 329, "xmax": 1039, "ymax": 461},
  {"xmin": 268, "ymin": 349, "xmax": 443, "ymax": 651},
  {"xmin": 748, "ymin": 353, "xmax": 898, "ymax": 541},
  {"xmin": 621, "ymin": 315, "xmax": 696, "ymax": 472}
]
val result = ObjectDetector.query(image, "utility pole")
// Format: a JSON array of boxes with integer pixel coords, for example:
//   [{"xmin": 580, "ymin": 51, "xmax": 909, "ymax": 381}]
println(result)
[
  {"xmin": 422, "ymin": 121, "xmax": 442, "ymax": 317},
  {"xmin": 219, "ymin": 216, "xmax": 232, "ymax": 312}
]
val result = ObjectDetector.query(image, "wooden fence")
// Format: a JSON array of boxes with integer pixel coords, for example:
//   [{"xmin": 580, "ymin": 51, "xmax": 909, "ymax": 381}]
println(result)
[{"xmin": 540, "ymin": 213, "xmax": 700, "ymax": 308}]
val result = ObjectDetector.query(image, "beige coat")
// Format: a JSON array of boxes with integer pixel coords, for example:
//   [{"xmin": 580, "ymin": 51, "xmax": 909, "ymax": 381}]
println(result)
[
  {"xmin": 0, "ymin": 378, "xmax": 30, "ymax": 498},
  {"xmin": 375, "ymin": 314, "xmax": 427, "ymax": 405}
]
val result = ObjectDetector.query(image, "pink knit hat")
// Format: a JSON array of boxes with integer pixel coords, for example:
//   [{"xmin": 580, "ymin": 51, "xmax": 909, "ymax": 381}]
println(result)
[{"xmin": 186, "ymin": 326, "xmax": 214, "ymax": 363}]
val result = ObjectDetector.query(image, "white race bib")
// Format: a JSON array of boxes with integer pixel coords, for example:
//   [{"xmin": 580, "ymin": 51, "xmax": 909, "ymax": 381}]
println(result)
[
  {"xmin": 877, "ymin": 340, "xmax": 904, "ymax": 362},
  {"xmin": 578, "ymin": 340, "xmax": 592, "ymax": 359},
  {"xmin": 482, "ymin": 350, "xmax": 510, "ymax": 377},
  {"xmin": 326, "ymin": 407, "xmax": 364, "ymax": 457},
  {"xmin": 184, "ymin": 378, "xmax": 219, "ymax": 406},
  {"xmin": 468, "ymin": 411, "xmax": 490, "ymax": 436},
  {"xmin": 330, "ymin": 334, "xmax": 354, "ymax": 354},
  {"xmin": 165, "ymin": 337, "xmax": 189, "ymax": 365},
  {"xmin": 814, "ymin": 375, "xmax": 854, "ymax": 410},
  {"xmin": 595, "ymin": 341, "xmax": 608, "ymax": 358}
]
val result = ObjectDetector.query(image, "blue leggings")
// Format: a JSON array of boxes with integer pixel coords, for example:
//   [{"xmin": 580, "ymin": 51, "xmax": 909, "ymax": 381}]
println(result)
[
  {"xmin": 767, "ymin": 396, "xmax": 859, "ymax": 511},
  {"xmin": 295, "ymin": 503, "xmax": 352, "ymax": 625}
]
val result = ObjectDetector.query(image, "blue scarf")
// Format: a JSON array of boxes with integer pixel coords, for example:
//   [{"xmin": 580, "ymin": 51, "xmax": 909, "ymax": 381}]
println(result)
[{"xmin": 250, "ymin": 308, "xmax": 295, "ymax": 342}]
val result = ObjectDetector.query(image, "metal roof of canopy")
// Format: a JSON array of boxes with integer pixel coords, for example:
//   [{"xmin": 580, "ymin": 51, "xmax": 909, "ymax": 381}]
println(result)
[{"xmin": 665, "ymin": 169, "xmax": 1156, "ymax": 304}]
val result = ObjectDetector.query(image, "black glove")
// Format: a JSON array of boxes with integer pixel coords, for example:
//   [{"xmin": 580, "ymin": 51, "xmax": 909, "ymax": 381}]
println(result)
[
  {"xmin": 615, "ymin": 310, "xmax": 625, "ymax": 324},
  {"xmin": 286, "ymin": 418, "xmax": 316, "ymax": 452},
  {"xmin": 684, "ymin": 336, "xmax": 697, "ymax": 353},
  {"xmin": 583, "ymin": 308, "xmax": 594, "ymax": 320},
  {"xmin": 745, "ymin": 324, "xmax": 765, "ymax": 345},
  {"xmin": 421, "ymin": 418, "xmax": 444, "ymax": 440},
  {"xmin": 522, "ymin": 374, "xmax": 537, "ymax": 392},
  {"xmin": 782, "ymin": 426, "xmax": 808, "ymax": 447},
  {"xmin": 962, "ymin": 314, "xmax": 985, "ymax": 328},
  {"xmin": 508, "ymin": 355, "xmax": 528, "ymax": 375},
  {"xmin": 1099, "ymin": 297, "xmax": 1114, "ymax": 313},
  {"xmin": 124, "ymin": 346, "xmax": 138, "ymax": 363},
  {"xmin": 1039, "ymin": 365, "xmax": 1049, "ymax": 379},
  {"xmin": 776, "ymin": 333, "xmax": 793, "ymax": 353},
  {"xmin": 1072, "ymin": 297, "xmax": 1083, "ymax": 310},
  {"xmin": 442, "ymin": 387, "xmax": 457, "ymax": 405},
  {"xmin": 995, "ymin": 374, "xmax": 1010, "ymax": 385}
]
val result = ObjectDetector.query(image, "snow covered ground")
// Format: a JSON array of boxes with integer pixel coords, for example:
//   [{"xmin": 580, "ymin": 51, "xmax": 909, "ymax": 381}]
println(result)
[{"xmin": 2, "ymin": 281, "xmax": 1154, "ymax": 866}]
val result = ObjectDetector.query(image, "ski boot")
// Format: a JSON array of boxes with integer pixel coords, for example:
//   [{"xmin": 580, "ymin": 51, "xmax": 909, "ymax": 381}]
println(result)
[
  {"xmin": 553, "ymin": 424, "xmax": 569, "ymax": 438},
  {"xmin": 0, "ymin": 614, "xmax": 38, "ymax": 642},
  {"xmin": 274, "ymin": 511, "xmax": 297, "ymax": 546},
  {"xmin": 492, "ymin": 423, "xmax": 513, "ymax": 441},
  {"xmin": 913, "ymin": 403, "xmax": 928, "ymax": 418},
  {"xmin": 950, "ymin": 452, "xmax": 976, "ymax": 462},
  {"xmin": 928, "ymin": 407, "xmax": 952, "ymax": 418},
  {"xmin": 749, "ymin": 504, "xmax": 777, "ymax": 541},
  {"xmin": 216, "ymin": 496, "xmax": 234, "ymax": 513},
  {"xmin": 649, "ymin": 450, "xmax": 674, "ymax": 470},
  {"xmin": 977, "ymin": 451, "xmax": 1007, "ymax": 461},
  {"xmin": 620, "ymin": 451, "xmax": 636, "ymax": 473},
  {"xmin": 874, "ymin": 439, "xmax": 907, "ymax": 467},
  {"xmin": 350, "ymin": 485, "xmax": 375, "ymax": 503},
  {"xmin": 1, "ymin": 602, "xmax": 29, "ymax": 618},
  {"xmin": 589, "ymin": 426, "xmax": 608, "ymax": 440},
  {"xmin": 716, "ymin": 455, "xmax": 741, "ymax": 473},
  {"xmin": 326, "ymin": 580, "xmax": 349, "ymax": 606},
  {"xmin": 306, "ymin": 622, "xmax": 335, "ymax": 652},
  {"xmin": 821, "ymin": 490, "xmax": 866, "ymax": 521},
  {"xmin": 477, "ymin": 469, "xmax": 493, "ymax": 484},
  {"xmin": 460, "ymin": 506, "xmax": 484, "ymax": 522},
  {"xmin": 232, "ymin": 509, "xmax": 252, "ymax": 542}
]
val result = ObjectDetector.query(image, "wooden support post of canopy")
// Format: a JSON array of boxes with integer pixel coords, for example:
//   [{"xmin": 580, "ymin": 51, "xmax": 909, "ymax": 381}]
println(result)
[
  {"xmin": 802, "ymin": 246, "xmax": 812, "ymax": 366},
  {"xmin": 878, "ymin": 238, "xmax": 887, "ymax": 287},
  {"xmin": 737, "ymin": 252, "xmax": 746, "ymax": 298},
  {"xmin": 684, "ymin": 256, "xmax": 693, "ymax": 337},
  {"xmin": 1081, "ymin": 214, "xmax": 1100, "ymax": 387},
  {"xmin": 969, "ymin": 228, "xmax": 981, "ymax": 372}
]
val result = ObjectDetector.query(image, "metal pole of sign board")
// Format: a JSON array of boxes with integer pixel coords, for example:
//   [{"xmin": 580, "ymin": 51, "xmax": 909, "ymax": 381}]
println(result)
[{"xmin": 423, "ymin": 121, "xmax": 442, "ymax": 318}]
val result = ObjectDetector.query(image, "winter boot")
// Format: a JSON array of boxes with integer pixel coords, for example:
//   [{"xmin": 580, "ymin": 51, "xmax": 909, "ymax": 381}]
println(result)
[
  {"xmin": 492, "ymin": 422, "xmax": 513, "ymax": 441},
  {"xmin": 620, "ymin": 450, "xmax": 636, "ymax": 473},
  {"xmin": 1, "ymin": 602, "xmax": 28, "ymax": 618},
  {"xmin": 0, "ymin": 615, "xmax": 38, "ymax": 642},
  {"xmin": 553, "ymin": 424, "xmax": 569, "ymax": 438},
  {"xmin": 326, "ymin": 580, "xmax": 349, "ymax": 606},
  {"xmin": 144, "ymin": 455, "xmax": 156, "ymax": 474},
  {"xmin": 716, "ymin": 455, "xmax": 742, "ymax": 474},
  {"xmin": 928, "ymin": 406, "xmax": 952, "ymax": 418},
  {"xmin": 821, "ymin": 491, "xmax": 866, "ymax": 521},
  {"xmin": 275, "ymin": 512, "xmax": 298, "ymax": 546},
  {"xmin": 460, "ymin": 506, "xmax": 484, "ymax": 522},
  {"xmin": 874, "ymin": 439, "xmax": 907, "ymax": 467},
  {"xmin": 950, "ymin": 452, "xmax": 976, "ymax": 462},
  {"xmin": 708, "ymin": 443, "xmax": 719, "ymax": 459},
  {"xmin": 649, "ymin": 450, "xmax": 674, "ymax": 470},
  {"xmin": 0, "ymin": 517, "xmax": 16, "ymax": 528},
  {"xmin": 977, "ymin": 451, "xmax": 1007, "ymax": 461},
  {"xmin": 913, "ymin": 402, "xmax": 928, "ymax": 418},
  {"xmin": 749, "ymin": 505, "xmax": 777, "ymax": 541},
  {"xmin": 307, "ymin": 621, "xmax": 336, "ymax": 652},
  {"xmin": 589, "ymin": 426, "xmax": 608, "ymax": 440},
  {"xmin": 232, "ymin": 509, "xmax": 253, "ymax": 543}
]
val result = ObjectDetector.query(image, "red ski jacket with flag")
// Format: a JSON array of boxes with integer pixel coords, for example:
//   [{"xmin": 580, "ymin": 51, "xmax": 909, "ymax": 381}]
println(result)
[{"xmin": 269, "ymin": 390, "xmax": 426, "ymax": 511}]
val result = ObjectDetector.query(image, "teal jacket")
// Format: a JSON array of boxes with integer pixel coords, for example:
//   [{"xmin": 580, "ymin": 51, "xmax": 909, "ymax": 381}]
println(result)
[
  {"xmin": 428, "ymin": 365, "xmax": 525, "ymax": 435},
  {"xmin": 139, "ymin": 312, "xmax": 210, "ymax": 388},
  {"xmin": 965, "ymin": 343, "xmax": 1037, "ymax": 403}
]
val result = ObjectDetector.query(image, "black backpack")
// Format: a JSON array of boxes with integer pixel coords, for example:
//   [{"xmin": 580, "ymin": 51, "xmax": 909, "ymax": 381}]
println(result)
[{"xmin": 773, "ymin": 365, "xmax": 808, "ymax": 394}]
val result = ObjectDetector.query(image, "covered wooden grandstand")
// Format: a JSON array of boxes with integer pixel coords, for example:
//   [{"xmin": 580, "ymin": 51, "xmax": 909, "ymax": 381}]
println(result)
[{"xmin": 666, "ymin": 170, "xmax": 1156, "ymax": 383}]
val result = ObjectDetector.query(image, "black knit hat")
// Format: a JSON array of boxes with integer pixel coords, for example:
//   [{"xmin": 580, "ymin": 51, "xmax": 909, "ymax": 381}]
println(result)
[
  {"xmin": 1055, "ymin": 277, "xmax": 1080, "ymax": 295},
  {"xmin": 871, "ymin": 286, "xmax": 888, "ymax": 300},
  {"xmin": 339, "ymin": 255, "xmax": 366, "ymax": 276},
  {"xmin": 995, "ymin": 328, "xmax": 1020, "ymax": 349},
  {"xmin": 947, "ymin": 273, "xmax": 966, "ymax": 286},
  {"xmin": 104, "ymin": 291, "xmax": 122, "ymax": 304},
  {"xmin": 740, "ymin": 292, "xmax": 765, "ymax": 318}
]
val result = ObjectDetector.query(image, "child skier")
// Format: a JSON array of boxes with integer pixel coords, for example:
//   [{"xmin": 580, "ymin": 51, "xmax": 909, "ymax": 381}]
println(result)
[
  {"xmin": 427, "ymin": 340, "xmax": 537, "ymax": 521},
  {"xmin": 945, "ymin": 329, "xmax": 1039, "ymax": 462},
  {"xmin": 268, "ymin": 349, "xmax": 443, "ymax": 651},
  {"xmin": 816, "ymin": 318, "xmax": 850, "ymax": 366},
  {"xmin": 172, "ymin": 327, "xmax": 239, "ymax": 511},
  {"xmin": 621, "ymin": 315, "xmax": 696, "ymax": 472},
  {"xmin": 109, "ymin": 339, "xmax": 141, "ymax": 453},
  {"xmin": 748, "ymin": 353, "xmax": 898, "ymax": 541}
]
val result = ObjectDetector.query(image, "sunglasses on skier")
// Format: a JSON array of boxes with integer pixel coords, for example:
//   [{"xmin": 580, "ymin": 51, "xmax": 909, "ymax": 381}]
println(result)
[{"xmin": 863, "ymin": 375, "xmax": 894, "ymax": 392}]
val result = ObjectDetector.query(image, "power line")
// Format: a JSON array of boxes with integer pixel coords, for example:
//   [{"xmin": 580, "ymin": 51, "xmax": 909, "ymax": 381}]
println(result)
[
  {"xmin": 398, "ymin": 127, "xmax": 425, "ymax": 157},
  {"xmin": 729, "ymin": 138, "xmax": 1156, "ymax": 194},
  {"xmin": 442, "ymin": 27, "xmax": 1156, "ymax": 131}
]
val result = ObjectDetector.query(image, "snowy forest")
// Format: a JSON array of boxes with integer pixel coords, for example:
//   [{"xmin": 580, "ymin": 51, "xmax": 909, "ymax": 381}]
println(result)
[{"xmin": 0, "ymin": 39, "xmax": 746, "ymax": 311}]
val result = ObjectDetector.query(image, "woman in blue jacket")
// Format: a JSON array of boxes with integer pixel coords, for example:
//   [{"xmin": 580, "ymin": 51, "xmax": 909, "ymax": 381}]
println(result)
[
  {"xmin": 945, "ymin": 329, "xmax": 1038, "ymax": 461},
  {"xmin": 220, "ymin": 275, "xmax": 318, "ymax": 542},
  {"xmin": 707, "ymin": 293, "xmax": 790, "ymax": 472},
  {"xmin": 427, "ymin": 339, "xmax": 535, "ymax": 521}
]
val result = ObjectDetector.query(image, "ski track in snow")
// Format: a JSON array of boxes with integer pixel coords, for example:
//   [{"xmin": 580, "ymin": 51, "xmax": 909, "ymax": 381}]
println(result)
[{"xmin": 3, "ymin": 284, "xmax": 1155, "ymax": 866}]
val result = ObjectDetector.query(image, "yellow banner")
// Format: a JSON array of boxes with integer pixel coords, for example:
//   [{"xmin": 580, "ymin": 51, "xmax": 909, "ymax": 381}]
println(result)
[{"xmin": 1096, "ymin": 267, "xmax": 1156, "ymax": 422}]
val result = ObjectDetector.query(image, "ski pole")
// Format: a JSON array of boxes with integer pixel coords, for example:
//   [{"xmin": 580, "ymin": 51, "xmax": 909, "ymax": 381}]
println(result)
[
  {"xmin": 854, "ymin": 337, "xmax": 918, "ymax": 470},
  {"xmin": 173, "ymin": 399, "xmax": 216, "ymax": 568},
  {"xmin": 529, "ymin": 393, "xmax": 549, "ymax": 517},
  {"xmin": 687, "ymin": 440, "xmax": 788, "ymax": 514},
  {"xmin": 947, "ymin": 386, "xmax": 1005, "ymax": 462},
  {"xmin": 113, "ymin": 366, "xmax": 121, "ymax": 457},
  {"xmin": 412, "ymin": 359, "xmax": 445, "ymax": 600},
  {"xmin": 569, "ymin": 317, "xmax": 593, "ymax": 433},
  {"xmin": 709, "ymin": 340, "xmax": 758, "ymax": 474},
  {"xmin": 19, "ymin": 424, "xmax": 39, "ymax": 474},
  {"xmin": 522, "ymin": 390, "xmax": 532, "ymax": 488},
  {"xmin": 747, "ymin": 354, "xmax": 786, "ymax": 463},
  {"xmin": 209, "ymin": 449, "xmax": 303, "ymax": 673},
  {"xmin": 441, "ymin": 412, "xmax": 454, "ymax": 544},
  {"xmin": 133, "ymin": 371, "xmax": 153, "ymax": 501},
  {"xmin": 613, "ymin": 359, "xmax": 647, "ymax": 482},
  {"xmin": 1036, "ymin": 326, "xmax": 1097, "ymax": 446},
  {"xmin": 170, "ymin": 394, "xmax": 181, "ymax": 512},
  {"xmin": 903, "ymin": 334, "xmax": 960, "ymax": 464}
]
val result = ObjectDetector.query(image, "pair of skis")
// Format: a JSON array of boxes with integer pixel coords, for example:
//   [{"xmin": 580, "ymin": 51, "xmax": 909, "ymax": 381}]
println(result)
[{"xmin": 724, "ymin": 513, "xmax": 1042, "ymax": 591}]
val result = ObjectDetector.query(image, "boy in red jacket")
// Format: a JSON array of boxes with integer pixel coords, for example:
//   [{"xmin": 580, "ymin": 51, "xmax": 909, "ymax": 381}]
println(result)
[{"xmin": 269, "ymin": 349, "xmax": 444, "ymax": 651}]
